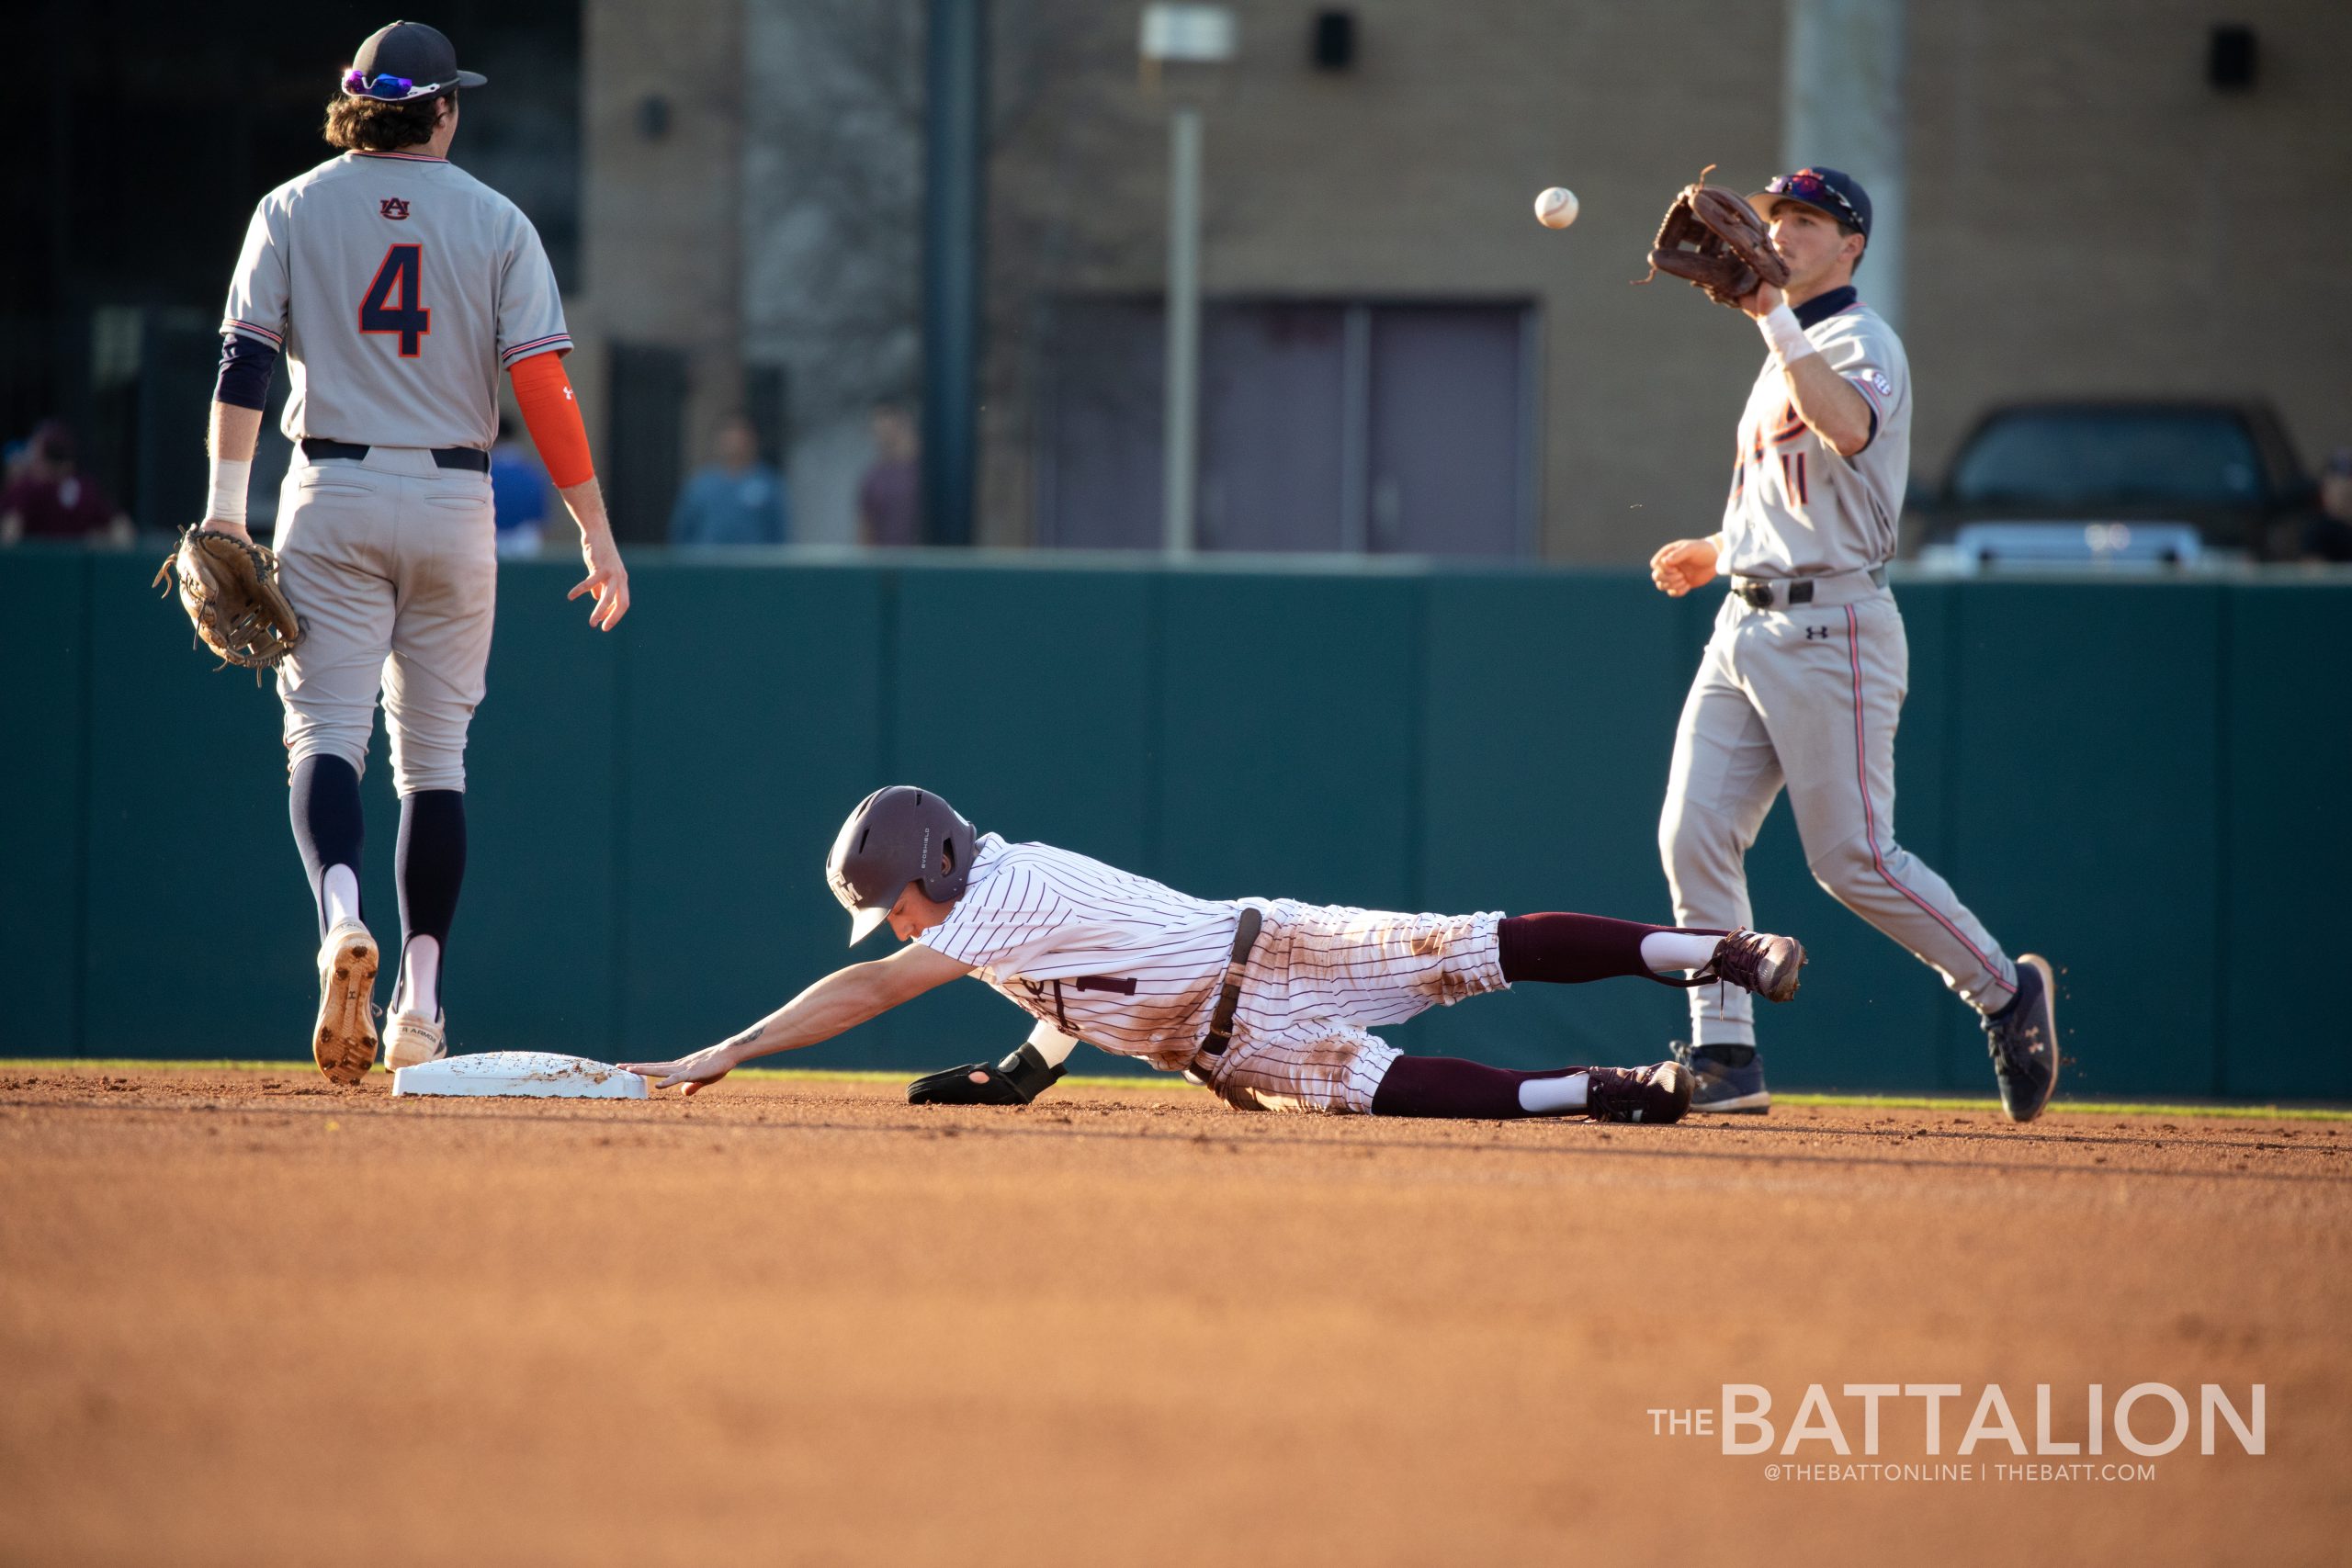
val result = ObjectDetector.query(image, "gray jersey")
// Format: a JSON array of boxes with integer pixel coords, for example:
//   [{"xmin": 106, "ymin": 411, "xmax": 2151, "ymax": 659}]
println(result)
[
  {"xmin": 1716, "ymin": 301, "xmax": 1909, "ymax": 576},
  {"xmin": 221, "ymin": 150, "xmax": 571, "ymax": 451}
]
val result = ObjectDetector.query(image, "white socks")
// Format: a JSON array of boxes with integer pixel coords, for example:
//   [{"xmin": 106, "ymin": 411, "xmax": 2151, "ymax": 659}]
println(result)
[
  {"xmin": 1518, "ymin": 1072, "xmax": 1590, "ymax": 1114},
  {"xmin": 1640, "ymin": 931, "xmax": 1722, "ymax": 975},
  {"xmin": 321, "ymin": 864, "xmax": 362, "ymax": 931},
  {"xmin": 395, "ymin": 936, "xmax": 440, "ymax": 1021}
]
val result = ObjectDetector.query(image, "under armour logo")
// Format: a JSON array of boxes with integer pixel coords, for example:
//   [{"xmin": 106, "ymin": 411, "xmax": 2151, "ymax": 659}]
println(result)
[
  {"xmin": 380, "ymin": 197, "xmax": 411, "ymax": 220},
  {"xmin": 1804, "ymin": 626, "xmax": 1833, "ymax": 640}
]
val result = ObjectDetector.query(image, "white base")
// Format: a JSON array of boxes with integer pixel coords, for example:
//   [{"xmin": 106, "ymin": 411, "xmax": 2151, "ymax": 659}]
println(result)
[{"xmin": 390, "ymin": 1050, "xmax": 650, "ymax": 1100}]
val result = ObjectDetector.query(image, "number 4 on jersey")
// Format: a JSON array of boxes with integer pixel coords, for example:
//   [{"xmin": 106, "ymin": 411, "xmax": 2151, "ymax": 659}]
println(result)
[{"xmin": 359, "ymin": 243, "xmax": 430, "ymax": 357}]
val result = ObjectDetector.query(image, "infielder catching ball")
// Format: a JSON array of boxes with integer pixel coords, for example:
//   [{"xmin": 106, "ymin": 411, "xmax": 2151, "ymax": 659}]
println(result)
[
  {"xmin": 623, "ymin": 786, "xmax": 1812, "ymax": 1123},
  {"xmin": 200, "ymin": 21, "xmax": 628, "ymax": 1083},
  {"xmin": 1644, "ymin": 166, "xmax": 2057, "ymax": 1120}
]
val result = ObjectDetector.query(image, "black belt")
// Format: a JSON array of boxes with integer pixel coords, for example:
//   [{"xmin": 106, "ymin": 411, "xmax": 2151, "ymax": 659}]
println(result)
[
  {"xmin": 301, "ymin": 438, "xmax": 489, "ymax": 473},
  {"xmin": 1194, "ymin": 908, "xmax": 1264, "ymax": 1059},
  {"xmin": 1735, "ymin": 565, "xmax": 1886, "ymax": 609}
]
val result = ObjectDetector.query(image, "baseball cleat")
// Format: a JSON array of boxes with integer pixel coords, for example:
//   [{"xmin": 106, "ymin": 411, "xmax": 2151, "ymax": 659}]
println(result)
[
  {"xmin": 313, "ymin": 918, "xmax": 380, "ymax": 1085},
  {"xmin": 1583, "ymin": 1061, "xmax": 1693, "ymax": 1124},
  {"xmin": 382, "ymin": 1010, "xmax": 448, "ymax": 1071},
  {"xmin": 1983, "ymin": 953, "xmax": 2060, "ymax": 1122},
  {"xmin": 1670, "ymin": 1040, "xmax": 1772, "ymax": 1114},
  {"xmin": 1693, "ymin": 929, "xmax": 1807, "ymax": 1003}
]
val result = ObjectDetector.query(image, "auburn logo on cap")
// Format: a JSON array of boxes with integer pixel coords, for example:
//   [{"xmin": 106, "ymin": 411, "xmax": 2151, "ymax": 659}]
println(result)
[{"xmin": 380, "ymin": 197, "xmax": 411, "ymax": 220}]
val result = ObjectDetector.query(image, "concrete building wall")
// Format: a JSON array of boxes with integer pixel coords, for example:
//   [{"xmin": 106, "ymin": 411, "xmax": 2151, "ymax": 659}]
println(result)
[
  {"xmin": 575, "ymin": 0, "xmax": 748, "ymax": 528},
  {"xmin": 1904, "ymin": 0, "xmax": 2352, "ymax": 480}
]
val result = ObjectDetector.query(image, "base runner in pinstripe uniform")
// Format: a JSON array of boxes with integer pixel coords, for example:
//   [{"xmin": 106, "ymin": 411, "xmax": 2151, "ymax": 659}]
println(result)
[
  {"xmin": 1645, "ymin": 167, "xmax": 2058, "ymax": 1121},
  {"xmin": 624, "ymin": 788, "xmax": 1810, "ymax": 1124},
  {"xmin": 201, "ymin": 22, "xmax": 630, "ymax": 1084}
]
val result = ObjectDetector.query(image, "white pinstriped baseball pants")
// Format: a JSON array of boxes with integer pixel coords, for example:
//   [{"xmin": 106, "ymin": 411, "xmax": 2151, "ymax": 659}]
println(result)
[
  {"xmin": 1659, "ymin": 587, "xmax": 2018, "ymax": 1048},
  {"xmin": 1193, "ymin": 902, "xmax": 1510, "ymax": 1113}
]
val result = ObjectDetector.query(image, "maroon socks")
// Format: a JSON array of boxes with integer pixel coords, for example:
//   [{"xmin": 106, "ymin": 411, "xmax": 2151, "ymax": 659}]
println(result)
[
  {"xmin": 1497, "ymin": 912, "xmax": 1724, "ymax": 987},
  {"xmin": 1370, "ymin": 1055, "xmax": 1587, "ymax": 1119}
]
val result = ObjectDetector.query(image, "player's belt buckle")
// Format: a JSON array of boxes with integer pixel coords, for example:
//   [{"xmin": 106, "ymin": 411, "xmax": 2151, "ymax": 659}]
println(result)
[{"xmin": 1736, "ymin": 579, "xmax": 1815, "ymax": 609}]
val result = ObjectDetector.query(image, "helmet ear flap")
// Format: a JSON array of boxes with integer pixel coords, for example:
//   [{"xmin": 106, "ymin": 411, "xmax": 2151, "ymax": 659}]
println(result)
[{"xmin": 922, "ymin": 814, "xmax": 977, "ymax": 903}]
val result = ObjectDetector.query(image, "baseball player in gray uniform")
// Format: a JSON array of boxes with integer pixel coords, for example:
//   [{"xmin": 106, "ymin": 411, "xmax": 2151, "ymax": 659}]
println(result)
[
  {"xmin": 622, "ymin": 786, "xmax": 1814, "ymax": 1123},
  {"xmin": 201, "ymin": 21, "xmax": 629, "ymax": 1084},
  {"xmin": 1646, "ymin": 167, "xmax": 2058, "ymax": 1122}
]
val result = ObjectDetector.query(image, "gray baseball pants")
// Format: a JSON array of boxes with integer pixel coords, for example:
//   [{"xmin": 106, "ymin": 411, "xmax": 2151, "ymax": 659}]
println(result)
[
  {"xmin": 1659, "ymin": 574, "xmax": 2018, "ymax": 1047},
  {"xmin": 272, "ymin": 447, "xmax": 497, "ymax": 795}
]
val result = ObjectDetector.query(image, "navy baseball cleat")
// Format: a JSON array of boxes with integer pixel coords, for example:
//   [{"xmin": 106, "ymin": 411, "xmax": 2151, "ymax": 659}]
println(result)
[
  {"xmin": 1583, "ymin": 1061, "xmax": 1694, "ymax": 1124},
  {"xmin": 1669, "ymin": 1040, "xmax": 1771, "ymax": 1113},
  {"xmin": 1983, "ymin": 953, "xmax": 2060, "ymax": 1122}
]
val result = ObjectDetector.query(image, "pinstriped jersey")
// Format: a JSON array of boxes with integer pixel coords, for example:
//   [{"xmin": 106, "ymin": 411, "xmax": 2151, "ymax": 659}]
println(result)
[
  {"xmin": 917, "ymin": 834, "xmax": 1245, "ymax": 1069},
  {"xmin": 221, "ymin": 151, "xmax": 571, "ymax": 451},
  {"xmin": 916, "ymin": 835, "xmax": 1510, "ymax": 1073},
  {"xmin": 1719, "ymin": 301, "xmax": 1910, "ymax": 577}
]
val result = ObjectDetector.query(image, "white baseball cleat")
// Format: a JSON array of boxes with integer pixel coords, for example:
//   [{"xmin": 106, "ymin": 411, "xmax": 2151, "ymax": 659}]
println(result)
[
  {"xmin": 313, "ymin": 918, "xmax": 380, "ymax": 1085},
  {"xmin": 382, "ymin": 1010, "xmax": 448, "ymax": 1071}
]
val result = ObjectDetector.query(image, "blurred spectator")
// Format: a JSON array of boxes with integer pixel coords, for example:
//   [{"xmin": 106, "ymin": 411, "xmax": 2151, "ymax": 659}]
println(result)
[
  {"xmin": 669, "ymin": 414, "xmax": 788, "ymax": 546},
  {"xmin": 1, "ymin": 422, "xmax": 131, "ymax": 547},
  {"xmin": 2304, "ymin": 448, "xmax": 2352, "ymax": 563},
  {"xmin": 490, "ymin": 414, "xmax": 550, "ymax": 558},
  {"xmin": 857, "ymin": 404, "xmax": 921, "ymax": 547}
]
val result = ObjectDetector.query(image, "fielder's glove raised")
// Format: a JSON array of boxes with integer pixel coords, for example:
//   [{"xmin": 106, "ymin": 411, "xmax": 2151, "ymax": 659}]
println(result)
[
  {"xmin": 1639, "ymin": 164, "xmax": 1791, "ymax": 309},
  {"xmin": 153, "ymin": 525, "xmax": 303, "ymax": 672},
  {"xmin": 908, "ymin": 1042, "xmax": 1068, "ymax": 1107}
]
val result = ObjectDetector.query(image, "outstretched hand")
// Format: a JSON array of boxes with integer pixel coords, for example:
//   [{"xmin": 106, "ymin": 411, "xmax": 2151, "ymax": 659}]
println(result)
[{"xmin": 621, "ymin": 1042, "xmax": 738, "ymax": 1095}]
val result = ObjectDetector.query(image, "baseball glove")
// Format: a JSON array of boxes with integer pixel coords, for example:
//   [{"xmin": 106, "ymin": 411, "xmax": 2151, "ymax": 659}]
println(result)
[
  {"xmin": 908, "ymin": 1042, "xmax": 1068, "ymax": 1107},
  {"xmin": 153, "ymin": 525, "xmax": 303, "ymax": 671},
  {"xmin": 1638, "ymin": 164, "xmax": 1791, "ymax": 308}
]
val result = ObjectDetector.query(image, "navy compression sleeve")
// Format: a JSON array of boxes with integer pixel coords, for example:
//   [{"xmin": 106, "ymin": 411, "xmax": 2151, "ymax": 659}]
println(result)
[{"xmin": 214, "ymin": 333, "xmax": 280, "ymax": 411}]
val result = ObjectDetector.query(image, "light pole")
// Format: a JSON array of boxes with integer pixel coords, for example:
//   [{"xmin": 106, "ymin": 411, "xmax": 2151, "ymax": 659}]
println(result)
[{"xmin": 1139, "ymin": 5, "xmax": 1233, "ymax": 556}]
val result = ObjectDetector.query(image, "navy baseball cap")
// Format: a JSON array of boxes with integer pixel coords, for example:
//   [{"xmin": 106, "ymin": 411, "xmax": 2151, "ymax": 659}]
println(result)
[
  {"xmin": 345, "ymin": 20, "xmax": 487, "ymax": 101},
  {"xmin": 1749, "ymin": 167, "xmax": 1871, "ymax": 238}
]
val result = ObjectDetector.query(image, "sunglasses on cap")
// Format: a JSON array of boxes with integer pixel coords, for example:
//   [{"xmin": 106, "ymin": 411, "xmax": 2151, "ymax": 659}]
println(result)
[
  {"xmin": 1763, "ymin": 171, "xmax": 1863, "ymax": 231},
  {"xmin": 343, "ymin": 69, "xmax": 449, "ymax": 102}
]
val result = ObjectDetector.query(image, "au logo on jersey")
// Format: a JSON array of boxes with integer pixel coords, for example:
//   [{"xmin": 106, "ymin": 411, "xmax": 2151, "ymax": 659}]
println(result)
[{"xmin": 380, "ymin": 197, "xmax": 412, "ymax": 220}]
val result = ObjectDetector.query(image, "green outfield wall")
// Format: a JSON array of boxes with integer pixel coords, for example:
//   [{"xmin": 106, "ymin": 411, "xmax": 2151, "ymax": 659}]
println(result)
[{"xmin": 3, "ymin": 548, "xmax": 2345, "ymax": 1100}]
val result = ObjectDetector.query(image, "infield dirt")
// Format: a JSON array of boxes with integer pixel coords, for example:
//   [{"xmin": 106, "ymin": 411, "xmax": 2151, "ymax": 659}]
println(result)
[{"xmin": 2, "ymin": 1066, "xmax": 2345, "ymax": 1566}]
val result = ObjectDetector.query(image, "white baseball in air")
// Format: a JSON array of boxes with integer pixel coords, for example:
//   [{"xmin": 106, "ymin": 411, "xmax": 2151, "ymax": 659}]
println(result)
[{"xmin": 1534, "ymin": 186, "xmax": 1580, "ymax": 229}]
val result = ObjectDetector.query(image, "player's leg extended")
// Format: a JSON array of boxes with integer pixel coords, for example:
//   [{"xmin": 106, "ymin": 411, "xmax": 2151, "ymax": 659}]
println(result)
[
  {"xmin": 1203, "ymin": 1027, "xmax": 1691, "ymax": 1123},
  {"xmin": 275, "ymin": 457, "xmax": 400, "ymax": 1082},
  {"xmin": 1659, "ymin": 608, "xmax": 1789, "ymax": 1110},
  {"xmin": 1757, "ymin": 595, "xmax": 2015, "ymax": 1005},
  {"xmin": 1754, "ymin": 593, "xmax": 2057, "ymax": 1119},
  {"xmin": 380, "ymin": 458, "xmax": 498, "ymax": 1070},
  {"xmin": 1203, "ymin": 912, "xmax": 1802, "ymax": 1122},
  {"xmin": 1243, "ymin": 905, "xmax": 1796, "ymax": 1032}
]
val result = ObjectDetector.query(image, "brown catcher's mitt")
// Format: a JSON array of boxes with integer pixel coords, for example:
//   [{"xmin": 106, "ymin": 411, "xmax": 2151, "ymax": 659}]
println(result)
[
  {"xmin": 1638, "ymin": 164, "xmax": 1792, "ymax": 308},
  {"xmin": 153, "ymin": 525, "xmax": 303, "ymax": 671}
]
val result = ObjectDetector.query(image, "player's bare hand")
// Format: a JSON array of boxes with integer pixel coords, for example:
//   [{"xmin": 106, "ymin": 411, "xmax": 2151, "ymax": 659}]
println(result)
[
  {"xmin": 570, "ymin": 531, "xmax": 630, "ymax": 631},
  {"xmin": 1649, "ymin": 537, "xmax": 1721, "ymax": 598},
  {"xmin": 620, "ymin": 1043, "xmax": 736, "ymax": 1095},
  {"xmin": 1736, "ymin": 280, "xmax": 1786, "ymax": 320},
  {"xmin": 200, "ymin": 518, "xmax": 255, "ymax": 546}
]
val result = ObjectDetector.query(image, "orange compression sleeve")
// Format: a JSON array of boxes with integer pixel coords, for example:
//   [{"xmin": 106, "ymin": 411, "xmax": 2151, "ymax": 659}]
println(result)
[{"xmin": 508, "ymin": 353, "xmax": 594, "ymax": 490}]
